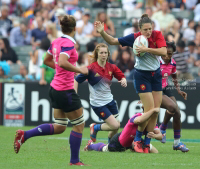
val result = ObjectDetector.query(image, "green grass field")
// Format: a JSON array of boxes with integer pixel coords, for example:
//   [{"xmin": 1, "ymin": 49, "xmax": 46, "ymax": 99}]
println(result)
[{"xmin": 0, "ymin": 126, "xmax": 200, "ymax": 169}]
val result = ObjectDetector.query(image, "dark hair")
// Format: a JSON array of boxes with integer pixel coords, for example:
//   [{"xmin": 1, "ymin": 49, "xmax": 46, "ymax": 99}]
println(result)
[
  {"xmin": 77, "ymin": 52, "xmax": 85, "ymax": 65},
  {"xmin": 177, "ymin": 40, "xmax": 185, "ymax": 48},
  {"xmin": 86, "ymin": 40, "xmax": 97, "ymax": 52},
  {"xmin": 60, "ymin": 15, "xmax": 76, "ymax": 34},
  {"xmin": 188, "ymin": 19, "xmax": 194, "ymax": 26},
  {"xmin": 166, "ymin": 41, "xmax": 176, "ymax": 52},
  {"xmin": 40, "ymin": 37, "xmax": 50, "ymax": 51},
  {"xmin": 1, "ymin": 38, "xmax": 11, "ymax": 50},
  {"xmin": 138, "ymin": 14, "xmax": 152, "ymax": 29}
]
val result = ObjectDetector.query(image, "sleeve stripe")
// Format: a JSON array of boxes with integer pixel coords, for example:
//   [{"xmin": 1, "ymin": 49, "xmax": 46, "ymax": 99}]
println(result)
[
  {"xmin": 48, "ymin": 44, "xmax": 52, "ymax": 50},
  {"xmin": 60, "ymin": 52, "xmax": 70, "ymax": 58},
  {"xmin": 47, "ymin": 50, "xmax": 53, "ymax": 55},
  {"xmin": 61, "ymin": 46, "xmax": 74, "ymax": 52}
]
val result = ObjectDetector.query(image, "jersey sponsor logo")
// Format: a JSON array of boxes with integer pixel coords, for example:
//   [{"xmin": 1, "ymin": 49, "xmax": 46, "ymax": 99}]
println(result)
[
  {"xmin": 100, "ymin": 112, "xmax": 105, "ymax": 118},
  {"xmin": 140, "ymin": 84, "xmax": 146, "ymax": 91},
  {"xmin": 109, "ymin": 71, "xmax": 112, "ymax": 76},
  {"xmin": 95, "ymin": 73, "xmax": 100, "ymax": 77}
]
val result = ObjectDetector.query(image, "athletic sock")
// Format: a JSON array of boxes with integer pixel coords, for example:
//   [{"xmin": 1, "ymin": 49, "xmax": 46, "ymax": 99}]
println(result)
[
  {"xmin": 134, "ymin": 130, "xmax": 143, "ymax": 142},
  {"xmin": 144, "ymin": 132, "xmax": 151, "ymax": 146},
  {"xmin": 174, "ymin": 130, "xmax": 181, "ymax": 146},
  {"xmin": 88, "ymin": 143, "xmax": 106, "ymax": 151},
  {"xmin": 94, "ymin": 124, "xmax": 101, "ymax": 132},
  {"xmin": 160, "ymin": 123, "xmax": 168, "ymax": 131},
  {"xmin": 24, "ymin": 124, "xmax": 54, "ymax": 141},
  {"xmin": 69, "ymin": 131, "xmax": 82, "ymax": 164}
]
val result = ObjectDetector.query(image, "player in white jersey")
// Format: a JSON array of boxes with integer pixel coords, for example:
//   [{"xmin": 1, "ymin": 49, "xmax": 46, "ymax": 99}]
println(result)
[{"xmin": 75, "ymin": 43, "xmax": 127, "ymax": 143}]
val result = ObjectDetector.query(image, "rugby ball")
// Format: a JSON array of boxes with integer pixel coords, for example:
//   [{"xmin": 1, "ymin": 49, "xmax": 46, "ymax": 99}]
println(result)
[{"xmin": 133, "ymin": 35, "xmax": 148, "ymax": 57}]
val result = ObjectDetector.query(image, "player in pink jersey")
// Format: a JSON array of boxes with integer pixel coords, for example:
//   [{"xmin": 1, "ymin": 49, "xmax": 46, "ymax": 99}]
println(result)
[
  {"xmin": 159, "ymin": 41, "xmax": 189, "ymax": 152},
  {"xmin": 84, "ymin": 108, "xmax": 161, "ymax": 153},
  {"xmin": 75, "ymin": 43, "xmax": 127, "ymax": 144},
  {"xmin": 14, "ymin": 15, "xmax": 89, "ymax": 166}
]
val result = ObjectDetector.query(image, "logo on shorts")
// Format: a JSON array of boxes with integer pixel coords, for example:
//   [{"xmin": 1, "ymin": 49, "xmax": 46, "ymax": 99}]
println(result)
[
  {"xmin": 100, "ymin": 112, "xmax": 105, "ymax": 118},
  {"xmin": 95, "ymin": 73, "xmax": 100, "ymax": 77},
  {"xmin": 140, "ymin": 84, "xmax": 146, "ymax": 91}
]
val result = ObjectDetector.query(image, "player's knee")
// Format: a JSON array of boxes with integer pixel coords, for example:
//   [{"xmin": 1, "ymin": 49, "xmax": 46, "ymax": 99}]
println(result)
[
  {"xmin": 112, "ymin": 122, "xmax": 120, "ymax": 130},
  {"xmin": 167, "ymin": 104, "xmax": 177, "ymax": 114},
  {"xmin": 54, "ymin": 118, "xmax": 68, "ymax": 133},
  {"xmin": 70, "ymin": 114, "xmax": 85, "ymax": 133}
]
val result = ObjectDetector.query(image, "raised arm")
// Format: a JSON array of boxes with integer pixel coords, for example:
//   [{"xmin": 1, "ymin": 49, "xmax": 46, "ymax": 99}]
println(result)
[{"xmin": 94, "ymin": 21, "xmax": 120, "ymax": 45}]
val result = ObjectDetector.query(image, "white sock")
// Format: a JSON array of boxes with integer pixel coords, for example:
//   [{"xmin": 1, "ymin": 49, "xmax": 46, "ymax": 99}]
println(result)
[{"xmin": 174, "ymin": 139, "xmax": 180, "ymax": 146}]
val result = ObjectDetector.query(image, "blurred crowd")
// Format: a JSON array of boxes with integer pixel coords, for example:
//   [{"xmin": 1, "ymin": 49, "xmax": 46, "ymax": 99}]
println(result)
[{"xmin": 0, "ymin": 0, "xmax": 200, "ymax": 84}]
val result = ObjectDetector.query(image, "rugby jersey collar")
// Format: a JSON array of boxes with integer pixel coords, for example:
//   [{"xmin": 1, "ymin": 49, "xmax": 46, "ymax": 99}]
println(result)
[
  {"xmin": 61, "ymin": 34, "xmax": 76, "ymax": 44},
  {"xmin": 160, "ymin": 57, "xmax": 172, "ymax": 65}
]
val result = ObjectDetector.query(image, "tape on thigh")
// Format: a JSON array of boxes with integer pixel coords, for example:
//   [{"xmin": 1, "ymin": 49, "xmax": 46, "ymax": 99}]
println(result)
[{"xmin": 70, "ymin": 114, "xmax": 85, "ymax": 126}]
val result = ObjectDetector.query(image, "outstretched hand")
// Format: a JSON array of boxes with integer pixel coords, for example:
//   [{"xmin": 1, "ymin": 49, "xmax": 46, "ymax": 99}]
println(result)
[
  {"xmin": 94, "ymin": 21, "xmax": 104, "ymax": 33},
  {"xmin": 118, "ymin": 78, "xmax": 127, "ymax": 87},
  {"xmin": 178, "ymin": 91, "xmax": 187, "ymax": 100}
]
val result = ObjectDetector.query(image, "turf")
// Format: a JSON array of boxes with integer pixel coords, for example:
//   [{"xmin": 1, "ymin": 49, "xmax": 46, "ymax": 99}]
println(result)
[{"xmin": 0, "ymin": 126, "xmax": 199, "ymax": 169}]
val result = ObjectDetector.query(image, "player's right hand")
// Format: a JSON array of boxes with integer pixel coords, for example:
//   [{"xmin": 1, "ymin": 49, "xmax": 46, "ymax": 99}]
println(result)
[
  {"xmin": 94, "ymin": 21, "xmax": 104, "ymax": 33},
  {"xmin": 80, "ymin": 67, "xmax": 88, "ymax": 75}
]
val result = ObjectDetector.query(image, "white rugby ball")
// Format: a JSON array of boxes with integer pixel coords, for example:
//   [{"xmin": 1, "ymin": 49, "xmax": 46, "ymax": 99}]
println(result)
[{"xmin": 133, "ymin": 35, "xmax": 148, "ymax": 57}]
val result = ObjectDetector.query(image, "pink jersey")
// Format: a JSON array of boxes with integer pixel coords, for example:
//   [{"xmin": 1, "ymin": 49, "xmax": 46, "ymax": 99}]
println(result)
[
  {"xmin": 119, "ymin": 113, "xmax": 142, "ymax": 148},
  {"xmin": 47, "ymin": 35, "xmax": 78, "ymax": 91},
  {"xmin": 160, "ymin": 58, "xmax": 176, "ymax": 88},
  {"xmin": 119, "ymin": 113, "xmax": 159, "ymax": 148}
]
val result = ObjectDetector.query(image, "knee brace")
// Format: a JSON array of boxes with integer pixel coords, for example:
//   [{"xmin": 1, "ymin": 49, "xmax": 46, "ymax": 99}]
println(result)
[
  {"xmin": 54, "ymin": 118, "xmax": 69, "ymax": 126},
  {"xmin": 70, "ymin": 114, "xmax": 85, "ymax": 126}
]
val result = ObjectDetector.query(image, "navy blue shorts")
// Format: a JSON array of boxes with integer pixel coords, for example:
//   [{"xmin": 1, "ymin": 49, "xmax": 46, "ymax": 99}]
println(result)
[
  {"xmin": 91, "ymin": 100, "xmax": 119, "ymax": 120},
  {"xmin": 133, "ymin": 68, "xmax": 162, "ymax": 93}
]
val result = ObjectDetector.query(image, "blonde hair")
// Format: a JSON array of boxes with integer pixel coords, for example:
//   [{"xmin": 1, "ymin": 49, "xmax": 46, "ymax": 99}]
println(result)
[
  {"xmin": 89, "ymin": 43, "xmax": 110, "ymax": 64},
  {"xmin": 46, "ymin": 23, "xmax": 57, "ymax": 38}
]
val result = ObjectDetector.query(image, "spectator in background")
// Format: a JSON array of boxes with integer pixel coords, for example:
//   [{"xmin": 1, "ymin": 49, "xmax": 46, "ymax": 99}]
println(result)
[
  {"xmin": 145, "ymin": 7, "xmax": 160, "ymax": 31},
  {"xmin": 173, "ymin": 40, "xmax": 194, "ymax": 81},
  {"xmin": 0, "ymin": 38, "xmax": 22, "ymax": 65},
  {"xmin": 30, "ymin": 9, "xmax": 42, "ymax": 30},
  {"xmin": 9, "ymin": 0, "xmax": 23, "ymax": 16},
  {"xmin": 195, "ymin": 31, "xmax": 200, "ymax": 46},
  {"xmin": 123, "ymin": 19, "xmax": 139, "ymax": 36},
  {"xmin": 31, "ymin": 16, "xmax": 47, "ymax": 48},
  {"xmin": 112, "ymin": 45, "xmax": 131, "ymax": 63},
  {"xmin": 165, "ymin": 20, "xmax": 181, "ymax": 43},
  {"xmin": 116, "ymin": 49, "xmax": 134, "ymax": 75},
  {"xmin": 122, "ymin": 0, "xmax": 144, "ymax": 11},
  {"xmin": 167, "ymin": 0, "xmax": 185, "ymax": 10},
  {"xmin": 19, "ymin": 0, "xmax": 34, "ymax": 10},
  {"xmin": 12, "ymin": 65, "xmax": 34, "ymax": 81},
  {"xmin": 76, "ymin": 52, "xmax": 88, "ymax": 67},
  {"xmin": 185, "ymin": 0, "xmax": 197, "ymax": 10},
  {"xmin": 0, "ymin": 61, "xmax": 10, "ymax": 79},
  {"xmin": 194, "ymin": 1, "xmax": 200, "ymax": 22},
  {"xmin": 0, "ymin": 5, "xmax": 13, "ymax": 37},
  {"xmin": 92, "ymin": 0, "xmax": 108, "ymax": 9},
  {"xmin": 75, "ymin": 9, "xmax": 94, "ymax": 45},
  {"xmin": 29, "ymin": 37, "xmax": 50, "ymax": 80},
  {"xmin": 93, "ymin": 11, "xmax": 115, "ymax": 37},
  {"xmin": 46, "ymin": 23, "xmax": 59, "ymax": 42},
  {"xmin": 145, "ymin": 0, "xmax": 161, "ymax": 12},
  {"xmin": 53, "ymin": 8, "xmax": 66, "ymax": 31},
  {"xmin": 194, "ymin": 45, "xmax": 200, "ymax": 67},
  {"xmin": 182, "ymin": 20, "xmax": 196, "ymax": 43},
  {"xmin": 10, "ymin": 20, "xmax": 32, "ymax": 47},
  {"xmin": 152, "ymin": 1, "xmax": 175, "ymax": 31},
  {"xmin": 187, "ymin": 41, "xmax": 198, "ymax": 67},
  {"xmin": 63, "ymin": 0, "xmax": 79, "ymax": 15}
]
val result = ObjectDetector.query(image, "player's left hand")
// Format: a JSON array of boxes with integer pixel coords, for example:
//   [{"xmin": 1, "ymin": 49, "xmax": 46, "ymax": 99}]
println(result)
[
  {"xmin": 178, "ymin": 91, "xmax": 187, "ymax": 100},
  {"xmin": 147, "ymin": 132, "xmax": 155, "ymax": 139},
  {"xmin": 135, "ymin": 42, "xmax": 148, "ymax": 55},
  {"xmin": 119, "ymin": 78, "xmax": 127, "ymax": 87}
]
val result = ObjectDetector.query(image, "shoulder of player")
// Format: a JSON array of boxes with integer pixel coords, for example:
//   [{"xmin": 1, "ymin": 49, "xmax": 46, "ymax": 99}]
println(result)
[{"xmin": 151, "ymin": 30, "xmax": 163, "ymax": 38}]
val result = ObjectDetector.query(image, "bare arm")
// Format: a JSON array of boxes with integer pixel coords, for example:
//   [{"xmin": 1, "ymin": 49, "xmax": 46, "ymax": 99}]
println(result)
[
  {"xmin": 146, "ymin": 47, "xmax": 167, "ymax": 56},
  {"xmin": 44, "ymin": 53, "xmax": 55, "ymax": 69},
  {"xmin": 146, "ymin": 129, "xmax": 162, "ymax": 140},
  {"xmin": 106, "ymin": 21, "xmax": 115, "ymax": 36},
  {"xmin": 94, "ymin": 21, "xmax": 120, "ymax": 45},
  {"xmin": 134, "ymin": 108, "xmax": 159, "ymax": 124}
]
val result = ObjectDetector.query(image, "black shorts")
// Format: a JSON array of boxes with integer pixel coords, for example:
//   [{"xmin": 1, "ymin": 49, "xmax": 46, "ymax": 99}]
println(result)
[
  {"xmin": 49, "ymin": 87, "xmax": 82, "ymax": 112},
  {"xmin": 162, "ymin": 86, "xmax": 174, "ymax": 97},
  {"xmin": 108, "ymin": 133, "xmax": 126, "ymax": 152}
]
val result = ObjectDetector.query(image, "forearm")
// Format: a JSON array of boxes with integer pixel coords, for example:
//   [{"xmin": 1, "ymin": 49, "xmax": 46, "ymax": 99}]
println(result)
[
  {"xmin": 44, "ymin": 60, "xmax": 55, "ymax": 69},
  {"xmin": 41, "ymin": 68, "xmax": 46, "ymax": 81},
  {"xmin": 100, "ymin": 31, "xmax": 119, "ymax": 45},
  {"xmin": 146, "ymin": 47, "xmax": 167, "ymax": 56},
  {"xmin": 154, "ymin": 133, "xmax": 162, "ymax": 140},
  {"xmin": 59, "ymin": 61, "xmax": 81, "ymax": 73},
  {"xmin": 134, "ymin": 108, "xmax": 157, "ymax": 124}
]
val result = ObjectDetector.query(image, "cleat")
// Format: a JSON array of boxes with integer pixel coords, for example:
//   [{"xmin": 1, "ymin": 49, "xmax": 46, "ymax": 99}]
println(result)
[
  {"xmin": 69, "ymin": 161, "xmax": 85, "ymax": 166},
  {"xmin": 173, "ymin": 142, "xmax": 189, "ymax": 152},
  {"xmin": 133, "ymin": 141, "xmax": 144, "ymax": 153},
  {"xmin": 14, "ymin": 130, "xmax": 25, "ymax": 154},
  {"xmin": 159, "ymin": 127, "xmax": 166, "ymax": 143},
  {"xmin": 84, "ymin": 140, "xmax": 93, "ymax": 151},
  {"xmin": 143, "ymin": 144, "xmax": 150, "ymax": 153},
  {"xmin": 90, "ymin": 123, "xmax": 97, "ymax": 142}
]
